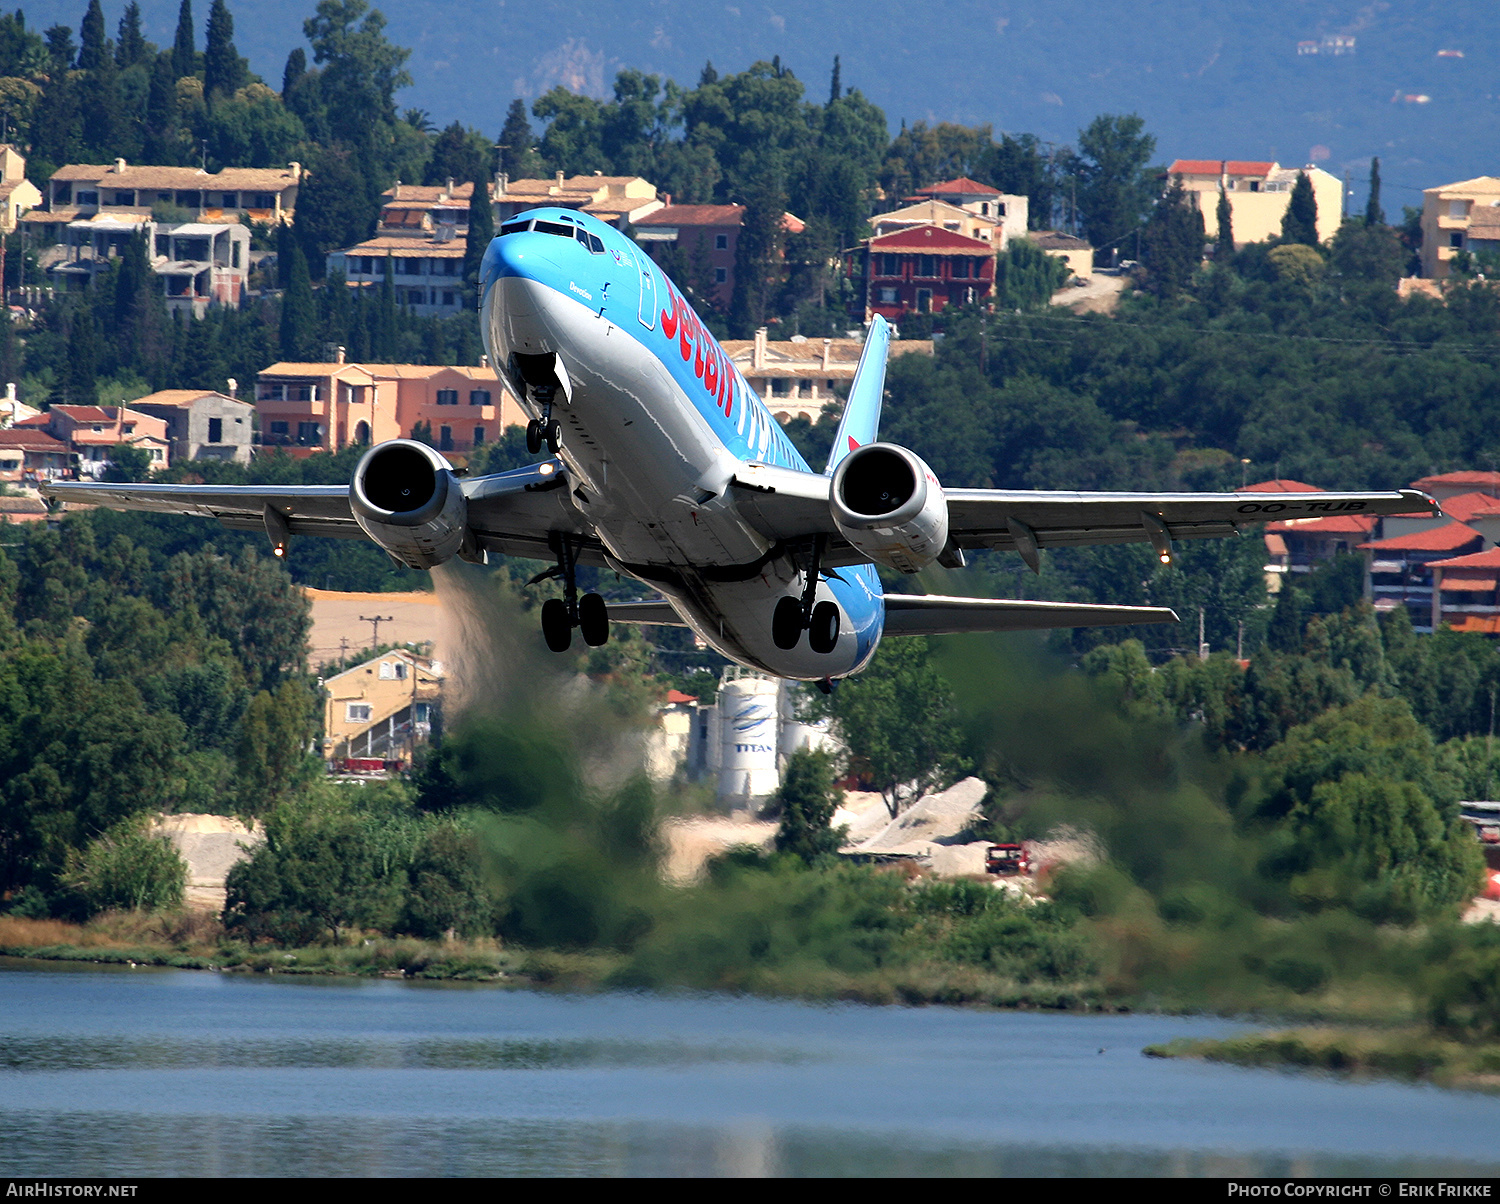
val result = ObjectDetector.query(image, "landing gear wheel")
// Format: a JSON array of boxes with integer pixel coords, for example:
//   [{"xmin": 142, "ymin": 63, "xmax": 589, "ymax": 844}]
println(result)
[
  {"xmin": 544, "ymin": 419, "xmax": 562, "ymax": 455},
  {"xmin": 772, "ymin": 596, "xmax": 803, "ymax": 650},
  {"xmin": 808, "ymin": 600, "xmax": 840, "ymax": 654},
  {"xmin": 525, "ymin": 419, "xmax": 543, "ymax": 455},
  {"xmin": 578, "ymin": 592, "xmax": 609, "ymax": 647},
  {"xmin": 541, "ymin": 598, "xmax": 572, "ymax": 652}
]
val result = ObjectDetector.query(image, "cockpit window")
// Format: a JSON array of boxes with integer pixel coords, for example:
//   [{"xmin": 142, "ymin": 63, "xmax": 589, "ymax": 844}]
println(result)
[
  {"xmin": 500, "ymin": 220, "xmax": 532, "ymax": 236},
  {"xmin": 534, "ymin": 220, "xmax": 574, "ymax": 238},
  {"xmin": 587, "ymin": 233, "xmax": 605, "ymax": 253}
]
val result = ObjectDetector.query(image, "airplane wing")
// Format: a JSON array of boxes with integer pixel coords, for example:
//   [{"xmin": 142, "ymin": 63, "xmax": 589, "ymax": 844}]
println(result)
[
  {"xmin": 882, "ymin": 594, "xmax": 1179, "ymax": 635},
  {"xmin": 729, "ymin": 462, "xmax": 1440, "ymax": 568},
  {"xmin": 40, "ymin": 460, "xmax": 604, "ymax": 565}
]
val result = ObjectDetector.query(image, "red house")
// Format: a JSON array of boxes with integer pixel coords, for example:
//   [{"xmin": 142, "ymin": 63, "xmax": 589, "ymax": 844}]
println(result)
[{"xmin": 851, "ymin": 225, "xmax": 996, "ymax": 322}]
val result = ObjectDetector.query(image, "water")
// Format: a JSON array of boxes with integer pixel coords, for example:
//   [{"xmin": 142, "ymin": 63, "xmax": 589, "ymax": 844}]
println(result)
[{"xmin": 3, "ymin": 958, "xmax": 1498, "ymax": 1177}]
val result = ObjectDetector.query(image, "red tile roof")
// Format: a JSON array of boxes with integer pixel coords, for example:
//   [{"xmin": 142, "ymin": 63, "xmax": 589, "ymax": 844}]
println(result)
[
  {"xmin": 664, "ymin": 689, "xmax": 698, "ymax": 705},
  {"xmin": 1428, "ymin": 546, "xmax": 1500, "ymax": 570},
  {"xmin": 1433, "ymin": 490, "xmax": 1500, "ymax": 522},
  {"xmin": 1266, "ymin": 513, "xmax": 1377, "ymax": 535},
  {"xmin": 1359, "ymin": 520, "xmax": 1483, "ymax": 552},
  {"xmin": 0, "ymin": 429, "xmax": 68, "ymax": 451},
  {"xmin": 1168, "ymin": 159, "xmax": 1275, "ymax": 177},
  {"xmin": 914, "ymin": 177, "xmax": 1003, "ymax": 197},
  {"xmin": 1243, "ymin": 478, "xmax": 1321, "ymax": 493},
  {"xmin": 1411, "ymin": 471, "xmax": 1500, "ymax": 491},
  {"xmin": 634, "ymin": 204, "xmax": 745, "ymax": 227}
]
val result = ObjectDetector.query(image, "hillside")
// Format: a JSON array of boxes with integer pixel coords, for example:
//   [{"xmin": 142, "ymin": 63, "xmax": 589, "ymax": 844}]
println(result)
[{"xmin": 21, "ymin": 0, "xmax": 1500, "ymax": 200}]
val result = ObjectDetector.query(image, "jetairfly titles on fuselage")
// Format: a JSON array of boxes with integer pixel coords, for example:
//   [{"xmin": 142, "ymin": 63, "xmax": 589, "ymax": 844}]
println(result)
[{"xmin": 480, "ymin": 206, "xmax": 884, "ymax": 682}]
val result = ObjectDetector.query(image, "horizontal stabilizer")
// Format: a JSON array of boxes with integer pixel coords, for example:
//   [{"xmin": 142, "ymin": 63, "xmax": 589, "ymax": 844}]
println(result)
[
  {"xmin": 607, "ymin": 599, "xmax": 688, "ymax": 626},
  {"xmin": 882, "ymin": 594, "xmax": 1179, "ymax": 636}
]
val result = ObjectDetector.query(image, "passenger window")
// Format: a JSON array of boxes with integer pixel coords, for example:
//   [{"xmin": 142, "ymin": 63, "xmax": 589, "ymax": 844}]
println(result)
[{"xmin": 500, "ymin": 220, "xmax": 532, "ymax": 235}]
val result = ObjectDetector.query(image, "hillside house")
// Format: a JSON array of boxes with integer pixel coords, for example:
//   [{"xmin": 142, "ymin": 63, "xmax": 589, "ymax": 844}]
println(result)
[
  {"xmin": 327, "ymin": 180, "xmax": 473, "ymax": 317},
  {"xmin": 15, "ymin": 405, "xmax": 169, "ymax": 477},
  {"xmin": 492, "ymin": 172, "xmax": 663, "ymax": 228},
  {"xmin": 129, "ymin": 389, "xmax": 256, "ymax": 465},
  {"xmin": 905, "ymin": 178, "xmax": 1028, "ymax": 242},
  {"xmin": 1419, "ymin": 177, "xmax": 1500, "ymax": 280},
  {"xmin": 255, "ymin": 356, "xmax": 524, "ymax": 456},
  {"xmin": 321, "ymin": 648, "xmax": 443, "ymax": 763},
  {"xmin": 1166, "ymin": 160, "xmax": 1343, "ymax": 246},
  {"xmin": 720, "ymin": 330, "xmax": 934, "ymax": 422},
  {"xmin": 850, "ymin": 225, "xmax": 997, "ymax": 321}
]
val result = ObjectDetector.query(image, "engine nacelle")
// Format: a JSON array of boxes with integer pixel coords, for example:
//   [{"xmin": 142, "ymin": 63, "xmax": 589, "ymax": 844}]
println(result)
[
  {"xmin": 350, "ymin": 440, "xmax": 470, "ymax": 569},
  {"xmin": 830, "ymin": 442, "xmax": 949, "ymax": 574}
]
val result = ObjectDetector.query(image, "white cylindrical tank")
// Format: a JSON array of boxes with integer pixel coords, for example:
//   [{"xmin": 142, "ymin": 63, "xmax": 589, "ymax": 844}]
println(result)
[
  {"xmin": 778, "ymin": 679, "xmax": 832, "ymax": 760},
  {"xmin": 717, "ymin": 671, "xmax": 781, "ymax": 805}
]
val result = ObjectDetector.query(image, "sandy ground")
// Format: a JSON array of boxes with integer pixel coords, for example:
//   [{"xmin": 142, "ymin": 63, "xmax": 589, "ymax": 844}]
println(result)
[
  {"xmin": 150, "ymin": 814, "xmax": 263, "ymax": 913},
  {"xmin": 661, "ymin": 816, "xmax": 777, "ymax": 885},
  {"xmin": 305, "ymin": 588, "xmax": 444, "ymax": 668},
  {"xmin": 1052, "ymin": 272, "xmax": 1129, "ymax": 315}
]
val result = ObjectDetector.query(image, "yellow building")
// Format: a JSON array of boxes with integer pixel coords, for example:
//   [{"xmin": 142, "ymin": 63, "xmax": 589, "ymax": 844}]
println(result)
[
  {"xmin": 0, "ymin": 144, "xmax": 40, "ymax": 232},
  {"xmin": 321, "ymin": 648, "xmax": 443, "ymax": 763},
  {"xmin": 1419, "ymin": 176, "xmax": 1500, "ymax": 280},
  {"xmin": 1167, "ymin": 159, "xmax": 1343, "ymax": 246}
]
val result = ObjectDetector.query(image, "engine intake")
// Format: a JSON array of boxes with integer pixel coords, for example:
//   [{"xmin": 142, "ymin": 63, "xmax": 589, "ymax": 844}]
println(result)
[
  {"xmin": 350, "ymin": 439, "xmax": 471, "ymax": 569},
  {"xmin": 830, "ymin": 442, "xmax": 949, "ymax": 574}
]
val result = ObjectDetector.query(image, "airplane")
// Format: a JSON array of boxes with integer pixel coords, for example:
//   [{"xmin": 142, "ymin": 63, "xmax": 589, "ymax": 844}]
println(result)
[{"xmin": 42, "ymin": 207, "xmax": 1441, "ymax": 688}]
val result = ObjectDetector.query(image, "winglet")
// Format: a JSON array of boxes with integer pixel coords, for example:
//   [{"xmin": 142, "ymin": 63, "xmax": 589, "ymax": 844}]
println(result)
[{"xmin": 824, "ymin": 315, "xmax": 891, "ymax": 475}]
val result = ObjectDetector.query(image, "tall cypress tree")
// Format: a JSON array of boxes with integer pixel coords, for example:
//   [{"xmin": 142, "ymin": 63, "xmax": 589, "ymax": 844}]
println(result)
[
  {"xmin": 1365, "ymin": 157, "xmax": 1384, "ymax": 227},
  {"xmin": 828, "ymin": 55, "xmax": 841, "ymax": 105},
  {"xmin": 729, "ymin": 156, "xmax": 788, "ymax": 336},
  {"xmin": 497, "ymin": 98, "xmax": 536, "ymax": 179},
  {"xmin": 64, "ymin": 309, "xmax": 101, "ymax": 405},
  {"xmin": 373, "ymin": 256, "xmax": 397, "ymax": 360},
  {"xmin": 462, "ymin": 167, "xmax": 493, "ymax": 306},
  {"xmin": 278, "ymin": 237, "xmax": 316, "ymax": 361},
  {"xmin": 1281, "ymin": 171, "xmax": 1319, "ymax": 246},
  {"xmin": 281, "ymin": 47, "xmax": 305, "ymax": 96},
  {"xmin": 203, "ymin": 0, "xmax": 245, "ymax": 101},
  {"xmin": 1141, "ymin": 177, "xmax": 1205, "ymax": 297},
  {"xmin": 1215, "ymin": 184, "xmax": 1234, "ymax": 259},
  {"xmin": 171, "ymin": 0, "xmax": 195, "ymax": 80},
  {"xmin": 76, "ymin": 0, "xmax": 107, "ymax": 71},
  {"xmin": 142, "ymin": 52, "xmax": 180, "ymax": 163},
  {"xmin": 115, "ymin": 2, "xmax": 147, "ymax": 69}
]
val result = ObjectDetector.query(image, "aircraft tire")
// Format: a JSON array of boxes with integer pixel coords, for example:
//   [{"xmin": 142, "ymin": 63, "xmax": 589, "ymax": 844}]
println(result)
[
  {"xmin": 579, "ymin": 592, "xmax": 609, "ymax": 646},
  {"xmin": 808, "ymin": 600, "xmax": 840, "ymax": 654},
  {"xmin": 525, "ymin": 420, "xmax": 543, "ymax": 455},
  {"xmin": 541, "ymin": 598, "xmax": 573, "ymax": 652},
  {"xmin": 771, "ymin": 596, "xmax": 803, "ymax": 649},
  {"xmin": 544, "ymin": 420, "xmax": 562, "ymax": 455}
]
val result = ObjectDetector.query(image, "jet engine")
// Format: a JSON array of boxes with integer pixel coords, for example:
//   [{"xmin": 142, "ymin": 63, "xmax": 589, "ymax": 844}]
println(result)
[
  {"xmin": 829, "ymin": 442, "xmax": 949, "ymax": 574},
  {"xmin": 350, "ymin": 440, "xmax": 472, "ymax": 569}
]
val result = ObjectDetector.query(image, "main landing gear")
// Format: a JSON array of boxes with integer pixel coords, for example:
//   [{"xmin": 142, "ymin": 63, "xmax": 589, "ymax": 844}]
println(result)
[
  {"xmin": 531, "ymin": 535, "xmax": 608, "ymax": 652},
  {"xmin": 772, "ymin": 535, "xmax": 840, "ymax": 655},
  {"xmin": 525, "ymin": 383, "xmax": 563, "ymax": 456}
]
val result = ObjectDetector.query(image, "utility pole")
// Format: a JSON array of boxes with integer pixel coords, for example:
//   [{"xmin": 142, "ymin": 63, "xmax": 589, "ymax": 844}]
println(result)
[
  {"xmin": 359, "ymin": 614, "xmax": 393, "ymax": 649},
  {"xmin": 1198, "ymin": 607, "xmax": 1208, "ymax": 660}
]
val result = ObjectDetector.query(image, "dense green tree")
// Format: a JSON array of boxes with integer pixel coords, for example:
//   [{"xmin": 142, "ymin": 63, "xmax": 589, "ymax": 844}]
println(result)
[
  {"xmin": 1329, "ymin": 220, "xmax": 1405, "ymax": 288},
  {"xmin": 294, "ymin": 143, "xmax": 375, "ymax": 268},
  {"xmin": 1072, "ymin": 113, "xmax": 1157, "ymax": 258},
  {"xmin": 815, "ymin": 637, "xmax": 963, "ymax": 817},
  {"xmin": 65, "ymin": 822, "xmax": 186, "ymax": 914},
  {"xmin": 498, "ymin": 97, "xmax": 542, "ymax": 179},
  {"xmin": 992, "ymin": 237, "xmax": 1070, "ymax": 310},
  {"xmin": 728, "ymin": 153, "xmax": 787, "ymax": 335},
  {"xmin": 234, "ymin": 680, "xmax": 316, "ymax": 817},
  {"xmin": 102, "ymin": 443, "xmax": 154, "ymax": 482},
  {"xmin": 302, "ymin": 0, "xmax": 412, "ymax": 180},
  {"xmin": 424, "ymin": 120, "xmax": 485, "ymax": 187},
  {"xmin": 142, "ymin": 51, "xmax": 182, "ymax": 163},
  {"xmin": 1281, "ymin": 171, "xmax": 1319, "ymax": 246},
  {"xmin": 1141, "ymin": 177, "xmax": 1205, "ymax": 297},
  {"xmin": 399, "ymin": 824, "xmax": 492, "ymax": 938},
  {"xmin": 774, "ymin": 747, "xmax": 845, "ymax": 861}
]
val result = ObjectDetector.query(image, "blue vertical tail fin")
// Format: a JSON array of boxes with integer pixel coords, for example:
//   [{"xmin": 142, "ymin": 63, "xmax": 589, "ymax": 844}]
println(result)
[{"xmin": 824, "ymin": 316, "xmax": 891, "ymax": 475}]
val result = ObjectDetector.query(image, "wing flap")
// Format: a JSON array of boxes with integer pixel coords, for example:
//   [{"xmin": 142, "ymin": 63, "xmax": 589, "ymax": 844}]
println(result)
[
  {"xmin": 882, "ymin": 594, "xmax": 1179, "ymax": 635},
  {"xmin": 946, "ymin": 488, "xmax": 1439, "ymax": 553},
  {"xmin": 607, "ymin": 599, "xmax": 688, "ymax": 626}
]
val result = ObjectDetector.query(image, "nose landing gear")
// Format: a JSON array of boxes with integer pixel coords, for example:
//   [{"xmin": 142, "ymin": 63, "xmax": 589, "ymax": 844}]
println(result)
[
  {"xmin": 530, "ymin": 534, "xmax": 609, "ymax": 652},
  {"xmin": 524, "ymin": 385, "xmax": 562, "ymax": 456}
]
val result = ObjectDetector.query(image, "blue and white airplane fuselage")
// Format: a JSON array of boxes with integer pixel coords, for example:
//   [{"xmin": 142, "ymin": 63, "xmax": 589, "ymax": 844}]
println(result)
[
  {"xmin": 44, "ymin": 210, "xmax": 1440, "ymax": 680},
  {"xmin": 480, "ymin": 208, "xmax": 883, "ymax": 680}
]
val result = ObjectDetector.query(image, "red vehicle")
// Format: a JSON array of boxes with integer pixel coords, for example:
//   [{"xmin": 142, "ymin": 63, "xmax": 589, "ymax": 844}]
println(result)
[{"xmin": 985, "ymin": 843, "xmax": 1031, "ymax": 876}]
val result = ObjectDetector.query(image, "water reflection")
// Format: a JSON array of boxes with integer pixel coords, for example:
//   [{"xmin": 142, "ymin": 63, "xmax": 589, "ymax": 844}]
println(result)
[{"xmin": 4, "ymin": 962, "xmax": 1500, "ymax": 1178}]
